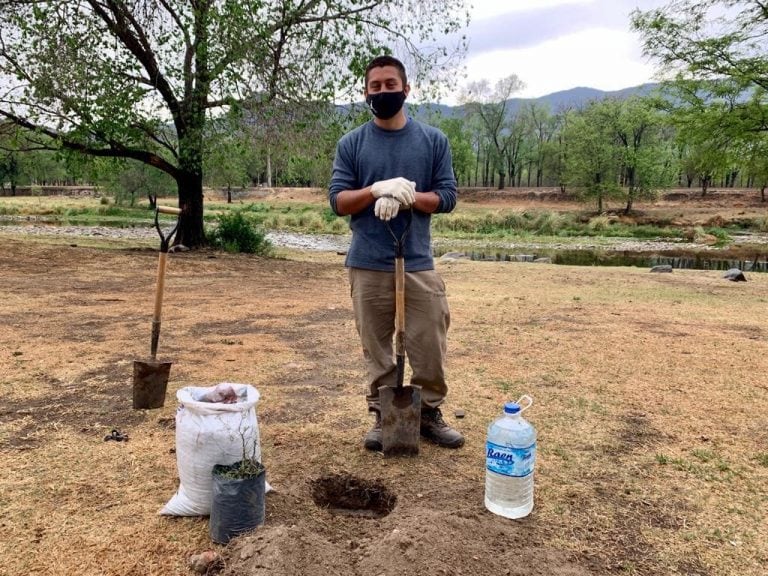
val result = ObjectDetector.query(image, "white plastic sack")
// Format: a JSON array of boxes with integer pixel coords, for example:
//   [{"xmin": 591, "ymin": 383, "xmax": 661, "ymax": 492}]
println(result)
[{"xmin": 160, "ymin": 383, "xmax": 269, "ymax": 516}]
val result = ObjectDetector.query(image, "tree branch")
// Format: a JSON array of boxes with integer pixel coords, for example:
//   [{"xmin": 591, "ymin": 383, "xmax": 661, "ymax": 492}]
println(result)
[
  {"xmin": 0, "ymin": 109, "xmax": 180, "ymax": 178},
  {"xmin": 86, "ymin": 0, "xmax": 183, "ymax": 133}
]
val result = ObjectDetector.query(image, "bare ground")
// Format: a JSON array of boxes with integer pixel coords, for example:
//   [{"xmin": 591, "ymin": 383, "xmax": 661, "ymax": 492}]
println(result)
[{"xmin": 1, "ymin": 188, "xmax": 767, "ymax": 576}]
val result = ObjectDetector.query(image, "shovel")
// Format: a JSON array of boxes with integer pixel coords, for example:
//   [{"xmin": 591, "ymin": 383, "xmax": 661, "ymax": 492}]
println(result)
[
  {"xmin": 379, "ymin": 211, "xmax": 421, "ymax": 456},
  {"xmin": 132, "ymin": 205, "xmax": 181, "ymax": 410}
]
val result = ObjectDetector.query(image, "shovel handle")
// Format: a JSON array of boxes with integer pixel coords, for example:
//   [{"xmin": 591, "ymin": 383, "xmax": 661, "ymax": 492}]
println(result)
[
  {"xmin": 150, "ymin": 251, "xmax": 169, "ymax": 358},
  {"xmin": 156, "ymin": 205, "xmax": 182, "ymax": 215},
  {"xmin": 395, "ymin": 255, "xmax": 405, "ymax": 351}
]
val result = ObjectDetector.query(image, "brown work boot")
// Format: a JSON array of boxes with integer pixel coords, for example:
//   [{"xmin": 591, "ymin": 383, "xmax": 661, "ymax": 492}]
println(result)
[
  {"xmin": 421, "ymin": 408, "xmax": 465, "ymax": 448},
  {"xmin": 363, "ymin": 411, "xmax": 383, "ymax": 451}
]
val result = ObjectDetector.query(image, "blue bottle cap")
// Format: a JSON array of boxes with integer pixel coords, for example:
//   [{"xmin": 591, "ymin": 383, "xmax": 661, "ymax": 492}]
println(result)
[{"xmin": 504, "ymin": 402, "xmax": 521, "ymax": 414}]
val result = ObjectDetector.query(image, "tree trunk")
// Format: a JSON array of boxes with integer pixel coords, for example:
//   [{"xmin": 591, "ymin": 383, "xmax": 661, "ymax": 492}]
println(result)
[
  {"xmin": 497, "ymin": 171, "xmax": 506, "ymax": 190},
  {"xmin": 624, "ymin": 192, "xmax": 634, "ymax": 214},
  {"xmin": 175, "ymin": 169, "xmax": 205, "ymax": 248},
  {"xmin": 761, "ymin": 186, "xmax": 766, "ymax": 202},
  {"xmin": 701, "ymin": 175, "xmax": 710, "ymax": 197},
  {"xmin": 227, "ymin": 184, "xmax": 232, "ymax": 204},
  {"xmin": 624, "ymin": 168, "xmax": 635, "ymax": 214}
]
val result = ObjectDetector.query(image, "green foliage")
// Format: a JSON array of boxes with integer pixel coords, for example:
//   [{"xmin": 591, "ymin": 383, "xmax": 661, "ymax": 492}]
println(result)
[
  {"xmin": 212, "ymin": 459, "xmax": 265, "ymax": 480},
  {"xmin": 95, "ymin": 158, "xmax": 176, "ymax": 206},
  {"xmin": 207, "ymin": 211, "xmax": 272, "ymax": 255},
  {"xmin": 0, "ymin": 1, "xmax": 470, "ymax": 247}
]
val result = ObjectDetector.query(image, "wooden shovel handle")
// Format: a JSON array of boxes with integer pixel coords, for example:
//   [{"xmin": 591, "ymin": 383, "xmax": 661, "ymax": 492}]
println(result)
[
  {"xmin": 395, "ymin": 255, "xmax": 405, "ymax": 355},
  {"xmin": 156, "ymin": 205, "xmax": 182, "ymax": 215},
  {"xmin": 150, "ymin": 251, "xmax": 168, "ymax": 358}
]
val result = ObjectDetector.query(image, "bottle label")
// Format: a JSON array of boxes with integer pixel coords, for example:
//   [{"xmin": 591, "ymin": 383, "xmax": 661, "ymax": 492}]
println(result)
[{"xmin": 486, "ymin": 440, "xmax": 536, "ymax": 477}]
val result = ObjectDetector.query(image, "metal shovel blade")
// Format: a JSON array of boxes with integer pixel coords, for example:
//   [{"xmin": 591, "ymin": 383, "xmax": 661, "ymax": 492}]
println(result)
[
  {"xmin": 132, "ymin": 359, "xmax": 172, "ymax": 409},
  {"xmin": 379, "ymin": 383, "xmax": 421, "ymax": 456}
]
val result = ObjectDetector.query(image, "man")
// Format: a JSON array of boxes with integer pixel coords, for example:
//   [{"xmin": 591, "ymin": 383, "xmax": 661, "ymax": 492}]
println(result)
[{"xmin": 328, "ymin": 55, "xmax": 463, "ymax": 451}]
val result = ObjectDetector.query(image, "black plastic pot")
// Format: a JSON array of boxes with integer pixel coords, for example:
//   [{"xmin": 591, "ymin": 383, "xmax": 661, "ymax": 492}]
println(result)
[{"xmin": 209, "ymin": 461, "xmax": 266, "ymax": 544}]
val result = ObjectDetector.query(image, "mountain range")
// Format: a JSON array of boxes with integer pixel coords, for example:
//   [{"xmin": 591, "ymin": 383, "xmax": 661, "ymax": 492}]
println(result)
[{"xmin": 409, "ymin": 82, "xmax": 662, "ymax": 118}]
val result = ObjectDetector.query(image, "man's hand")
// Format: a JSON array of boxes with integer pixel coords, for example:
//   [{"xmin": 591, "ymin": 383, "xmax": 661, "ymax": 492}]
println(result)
[
  {"xmin": 370, "ymin": 177, "xmax": 416, "ymax": 207},
  {"xmin": 374, "ymin": 197, "xmax": 401, "ymax": 221}
]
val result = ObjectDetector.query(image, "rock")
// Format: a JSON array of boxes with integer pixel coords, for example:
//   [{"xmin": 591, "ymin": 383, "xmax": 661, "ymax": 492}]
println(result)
[
  {"xmin": 723, "ymin": 268, "xmax": 747, "ymax": 282},
  {"xmin": 188, "ymin": 551, "xmax": 222, "ymax": 574},
  {"xmin": 533, "ymin": 257, "xmax": 551, "ymax": 264},
  {"xmin": 650, "ymin": 264, "xmax": 673, "ymax": 273},
  {"xmin": 440, "ymin": 252, "xmax": 466, "ymax": 262},
  {"xmin": 454, "ymin": 409, "xmax": 465, "ymax": 419}
]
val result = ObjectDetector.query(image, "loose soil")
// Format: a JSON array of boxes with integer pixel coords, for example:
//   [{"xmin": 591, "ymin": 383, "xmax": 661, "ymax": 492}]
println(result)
[{"xmin": 1, "ymin": 188, "xmax": 767, "ymax": 576}]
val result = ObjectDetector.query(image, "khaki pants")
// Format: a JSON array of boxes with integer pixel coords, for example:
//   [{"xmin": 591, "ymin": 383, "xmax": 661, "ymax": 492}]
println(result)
[{"xmin": 349, "ymin": 268, "xmax": 450, "ymax": 412}]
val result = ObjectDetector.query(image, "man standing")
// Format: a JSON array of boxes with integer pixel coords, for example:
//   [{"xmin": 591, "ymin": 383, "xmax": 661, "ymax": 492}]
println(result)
[{"xmin": 328, "ymin": 55, "xmax": 463, "ymax": 451}]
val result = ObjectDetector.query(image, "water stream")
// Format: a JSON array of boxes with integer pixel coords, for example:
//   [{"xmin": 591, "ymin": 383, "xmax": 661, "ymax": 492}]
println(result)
[
  {"xmin": 2, "ymin": 217, "xmax": 766, "ymax": 272},
  {"xmin": 432, "ymin": 246, "xmax": 768, "ymax": 272}
]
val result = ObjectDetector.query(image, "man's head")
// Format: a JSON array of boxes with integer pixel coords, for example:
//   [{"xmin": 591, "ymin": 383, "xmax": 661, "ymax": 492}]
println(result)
[
  {"xmin": 364, "ymin": 56, "xmax": 410, "ymax": 121},
  {"xmin": 364, "ymin": 55, "xmax": 408, "ymax": 92}
]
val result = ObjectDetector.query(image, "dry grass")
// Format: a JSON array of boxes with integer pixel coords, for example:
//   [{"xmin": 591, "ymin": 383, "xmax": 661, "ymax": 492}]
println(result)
[{"xmin": 0, "ymin": 231, "xmax": 767, "ymax": 576}]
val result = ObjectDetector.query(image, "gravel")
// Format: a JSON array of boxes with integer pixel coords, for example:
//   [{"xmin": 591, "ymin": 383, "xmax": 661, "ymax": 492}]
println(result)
[{"xmin": 1, "ymin": 221, "xmax": 767, "ymax": 254}]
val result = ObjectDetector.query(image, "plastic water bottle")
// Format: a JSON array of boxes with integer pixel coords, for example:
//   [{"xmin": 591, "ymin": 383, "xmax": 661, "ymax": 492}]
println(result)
[{"xmin": 484, "ymin": 396, "xmax": 537, "ymax": 519}]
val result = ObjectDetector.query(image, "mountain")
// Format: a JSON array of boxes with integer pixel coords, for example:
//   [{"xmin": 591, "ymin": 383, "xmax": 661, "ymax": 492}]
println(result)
[{"xmin": 408, "ymin": 82, "xmax": 662, "ymax": 120}]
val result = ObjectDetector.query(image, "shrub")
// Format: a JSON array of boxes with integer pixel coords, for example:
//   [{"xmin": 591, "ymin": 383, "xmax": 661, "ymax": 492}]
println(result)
[
  {"xmin": 587, "ymin": 215, "xmax": 612, "ymax": 232},
  {"xmin": 208, "ymin": 211, "xmax": 272, "ymax": 255}
]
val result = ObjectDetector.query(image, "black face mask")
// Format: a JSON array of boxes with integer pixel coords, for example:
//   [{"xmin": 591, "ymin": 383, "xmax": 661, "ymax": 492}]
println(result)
[{"xmin": 366, "ymin": 90, "xmax": 407, "ymax": 120}]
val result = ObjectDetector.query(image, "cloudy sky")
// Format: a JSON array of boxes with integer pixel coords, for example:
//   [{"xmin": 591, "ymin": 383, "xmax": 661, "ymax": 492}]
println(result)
[{"xmin": 439, "ymin": 0, "xmax": 670, "ymax": 103}]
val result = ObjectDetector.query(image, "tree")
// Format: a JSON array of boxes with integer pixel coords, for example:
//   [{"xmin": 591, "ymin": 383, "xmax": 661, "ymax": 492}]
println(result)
[
  {"xmin": 0, "ymin": 121, "xmax": 20, "ymax": 195},
  {"xmin": 437, "ymin": 116, "xmax": 473, "ymax": 186},
  {"xmin": 460, "ymin": 75, "xmax": 525, "ymax": 190},
  {"xmin": 609, "ymin": 96, "xmax": 673, "ymax": 212},
  {"xmin": 97, "ymin": 157, "xmax": 177, "ymax": 206},
  {"xmin": 0, "ymin": 0, "xmax": 468, "ymax": 247},
  {"xmin": 520, "ymin": 102, "xmax": 556, "ymax": 187},
  {"xmin": 203, "ymin": 117, "xmax": 252, "ymax": 203},
  {"xmin": 631, "ymin": 1, "xmax": 768, "ymax": 137},
  {"xmin": 562, "ymin": 101, "xmax": 623, "ymax": 213},
  {"xmin": 738, "ymin": 133, "xmax": 768, "ymax": 201}
]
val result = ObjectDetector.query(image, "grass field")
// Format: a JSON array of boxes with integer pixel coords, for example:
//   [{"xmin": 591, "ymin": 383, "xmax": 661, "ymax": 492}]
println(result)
[{"xmin": 0, "ymin": 215, "xmax": 766, "ymax": 574}]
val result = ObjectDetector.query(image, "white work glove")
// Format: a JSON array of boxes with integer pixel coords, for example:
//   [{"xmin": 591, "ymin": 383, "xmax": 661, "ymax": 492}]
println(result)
[
  {"xmin": 370, "ymin": 177, "xmax": 416, "ymax": 207},
  {"xmin": 374, "ymin": 196, "xmax": 401, "ymax": 221}
]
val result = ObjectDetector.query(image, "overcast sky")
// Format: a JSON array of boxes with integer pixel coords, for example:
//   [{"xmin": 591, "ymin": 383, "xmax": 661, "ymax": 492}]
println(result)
[{"xmin": 438, "ymin": 0, "xmax": 670, "ymax": 103}]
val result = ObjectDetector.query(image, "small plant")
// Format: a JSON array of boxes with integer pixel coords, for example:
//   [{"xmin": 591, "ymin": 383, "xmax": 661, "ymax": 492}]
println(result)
[
  {"xmin": 214, "ymin": 412, "xmax": 264, "ymax": 480},
  {"xmin": 213, "ymin": 458, "xmax": 265, "ymax": 480}
]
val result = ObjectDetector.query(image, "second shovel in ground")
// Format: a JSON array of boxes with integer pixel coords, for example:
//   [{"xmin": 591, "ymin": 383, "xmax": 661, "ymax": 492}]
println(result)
[{"xmin": 132, "ymin": 205, "xmax": 181, "ymax": 410}]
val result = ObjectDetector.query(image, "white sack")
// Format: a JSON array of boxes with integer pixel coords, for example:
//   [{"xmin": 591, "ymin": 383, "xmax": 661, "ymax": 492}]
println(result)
[{"xmin": 159, "ymin": 383, "xmax": 268, "ymax": 516}]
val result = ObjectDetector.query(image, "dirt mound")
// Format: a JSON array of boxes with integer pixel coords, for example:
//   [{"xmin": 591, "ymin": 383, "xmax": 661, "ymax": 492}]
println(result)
[{"xmin": 222, "ymin": 502, "xmax": 589, "ymax": 576}]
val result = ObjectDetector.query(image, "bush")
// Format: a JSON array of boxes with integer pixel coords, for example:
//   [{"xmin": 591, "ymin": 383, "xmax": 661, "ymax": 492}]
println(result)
[{"xmin": 208, "ymin": 211, "xmax": 272, "ymax": 255}]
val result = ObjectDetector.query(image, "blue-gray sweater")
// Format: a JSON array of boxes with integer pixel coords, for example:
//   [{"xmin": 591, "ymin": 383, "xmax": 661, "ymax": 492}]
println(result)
[{"xmin": 328, "ymin": 117, "xmax": 457, "ymax": 272}]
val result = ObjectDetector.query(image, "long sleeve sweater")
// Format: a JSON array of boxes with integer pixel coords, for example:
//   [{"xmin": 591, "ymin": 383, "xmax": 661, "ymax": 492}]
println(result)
[{"xmin": 328, "ymin": 117, "xmax": 457, "ymax": 272}]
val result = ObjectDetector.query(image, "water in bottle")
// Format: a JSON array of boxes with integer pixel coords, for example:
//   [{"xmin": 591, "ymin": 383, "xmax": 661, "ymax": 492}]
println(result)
[{"xmin": 484, "ymin": 395, "xmax": 536, "ymax": 519}]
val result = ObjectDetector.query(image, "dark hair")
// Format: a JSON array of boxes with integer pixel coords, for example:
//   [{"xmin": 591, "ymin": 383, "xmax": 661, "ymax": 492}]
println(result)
[{"xmin": 364, "ymin": 55, "xmax": 408, "ymax": 88}]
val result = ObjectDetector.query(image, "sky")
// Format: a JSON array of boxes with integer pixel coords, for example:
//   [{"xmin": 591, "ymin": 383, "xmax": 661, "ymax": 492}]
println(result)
[{"xmin": 438, "ymin": 0, "xmax": 670, "ymax": 104}]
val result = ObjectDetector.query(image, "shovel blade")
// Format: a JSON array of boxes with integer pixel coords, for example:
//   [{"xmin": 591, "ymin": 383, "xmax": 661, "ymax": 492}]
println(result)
[
  {"xmin": 132, "ymin": 359, "xmax": 172, "ymax": 409},
  {"xmin": 379, "ymin": 384, "xmax": 421, "ymax": 456}
]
